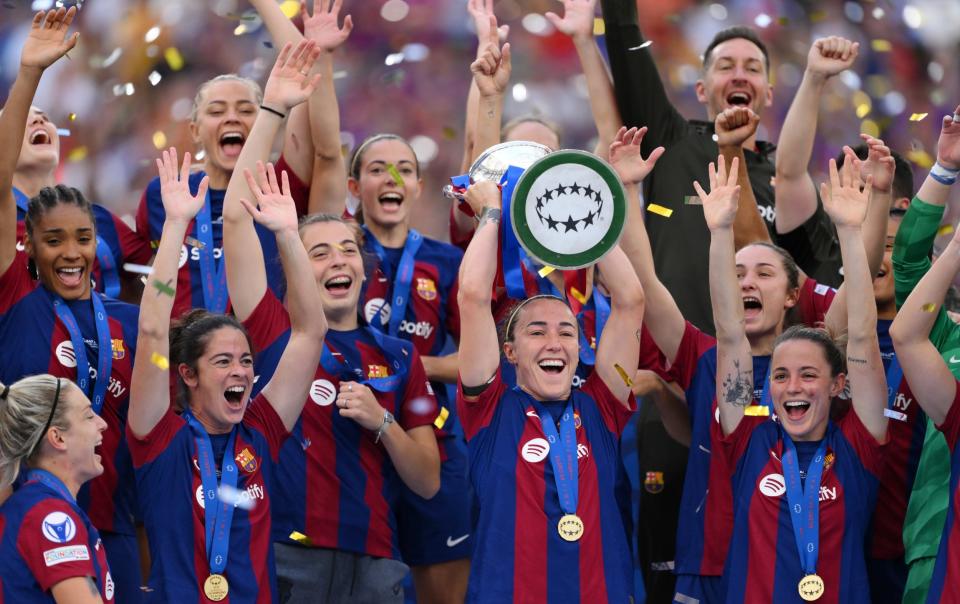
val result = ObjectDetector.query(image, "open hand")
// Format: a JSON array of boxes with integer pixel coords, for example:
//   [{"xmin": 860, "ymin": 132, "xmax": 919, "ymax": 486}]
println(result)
[
  {"xmin": 937, "ymin": 104, "xmax": 960, "ymax": 170},
  {"xmin": 544, "ymin": 0, "xmax": 597, "ymax": 42},
  {"xmin": 302, "ymin": 0, "xmax": 353, "ymax": 52},
  {"xmin": 843, "ymin": 134, "xmax": 894, "ymax": 192},
  {"xmin": 820, "ymin": 157, "xmax": 872, "ymax": 228},
  {"xmin": 806, "ymin": 36, "xmax": 859, "ymax": 78},
  {"xmin": 262, "ymin": 40, "xmax": 323, "ymax": 113},
  {"xmin": 156, "ymin": 148, "xmax": 208, "ymax": 224},
  {"xmin": 609, "ymin": 126, "xmax": 665, "ymax": 185},
  {"xmin": 468, "ymin": 0, "xmax": 509, "ymax": 56},
  {"xmin": 715, "ymin": 107, "xmax": 760, "ymax": 148},
  {"xmin": 695, "ymin": 155, "xmax": 741, "ymax": 231},
  {"xmin": 20, "ymin": 7, "xmax": 79, "ymax": 71},
  {"xmin": 470, "ymin": 15, "xmax": 511, "ymax": 97},
  {"xmin": 240, "ymin": 161, "xmax": 299, "ymax": 234}
]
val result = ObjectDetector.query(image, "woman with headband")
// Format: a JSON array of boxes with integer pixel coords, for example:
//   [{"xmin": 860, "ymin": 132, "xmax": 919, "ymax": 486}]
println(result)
[{"xmin": 0, "ymin": 376, "xmax": 113, "ymax": 603}]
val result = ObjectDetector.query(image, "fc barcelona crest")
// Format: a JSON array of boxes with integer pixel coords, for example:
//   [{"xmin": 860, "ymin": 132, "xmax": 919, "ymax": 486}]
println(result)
[
  {"xmin": 416, "ymin": 278, "xmax": 437, "ymax": 301},
  {"xmin": 235, "ymin": 448, "xmax": 258, "ymax": 474},
  {"xmin": 644, "ymin": 471, "xmax": 664, "ymax": 494}
]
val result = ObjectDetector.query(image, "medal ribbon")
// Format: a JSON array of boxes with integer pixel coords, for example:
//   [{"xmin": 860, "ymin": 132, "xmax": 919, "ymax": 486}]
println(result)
[
  {"xmin": 14, "ymin": 186, "xmax": 29, "ymax": 214},
  {"xmin": 884, "ymin": 355, "xmax": 906, "ymax": 420},
  {"xmin": 363, "ymin": 227, "xmax": 423, "ymax": 337},
  {"xmin": 26, "ymin": 469, "xmax": 75, "ymax": 501},
  {"xmin": 781, "ymin": 431, "xmax": 828, "ymax": 578},
  {"xmin": 320, "ymin": 327, "xmax": 408, "ymax": 393},
  {"xmin": 528, "ymin": 395, "xmax": 579, "ymax": 515},
  {"xmin": 183, "ymin": 411, "xmax": 238, "ymax": 577},
  {"xmin": 500, "ymin": 165, "xmax": 532, "ymax": 300},
  {"xmin": 577, "ymin": 289, "xmax": 610, "ymax": 367},
  {"xmin": 195, "ymin": 189, "xmax": 228, "ymax": 313},
  {"xmin": 47, "ymin": 290, "xmax": 113, "ymax": 415}
]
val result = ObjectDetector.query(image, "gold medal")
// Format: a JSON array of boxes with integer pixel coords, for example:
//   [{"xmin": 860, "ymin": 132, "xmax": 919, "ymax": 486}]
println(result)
[
  {"xmin": 557, "ymin": 514, "xmax": 584, "ymax": 542},
  {"xmin": 203, "ymin": 573, "xmax": 229, "ymax": 601},
  {"xmin": 798, "ymin": 574, "xmax": 824, "ymax": 601}
]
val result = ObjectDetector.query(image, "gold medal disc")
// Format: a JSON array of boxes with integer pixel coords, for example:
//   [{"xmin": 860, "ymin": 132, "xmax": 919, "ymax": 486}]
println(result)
[
  {"xmin": 798, "ymin": 574, "xmax": 825, "ymax": 601},
  {"xmin": 204, "ymin": 573, "xmax": 229, "ymax": 602},
  {"xmin": 557, "ymin": 514, "xmax": 585, "ymax": 542}
]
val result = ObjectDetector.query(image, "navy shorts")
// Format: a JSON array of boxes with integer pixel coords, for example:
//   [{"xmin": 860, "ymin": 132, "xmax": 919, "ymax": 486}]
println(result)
[{"xmin": 396, "ymin": 435, "xmax": 474, "ymax": 566}]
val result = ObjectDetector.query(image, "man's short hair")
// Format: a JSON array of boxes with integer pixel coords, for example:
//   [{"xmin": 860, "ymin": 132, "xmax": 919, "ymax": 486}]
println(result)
[
  {"xmin": 836, "ymin": 144, "xmax": 915, "ymax": 202},
  {"xmin": 703, "ymin": 26, "xmax": 770, "ymax": 73}
]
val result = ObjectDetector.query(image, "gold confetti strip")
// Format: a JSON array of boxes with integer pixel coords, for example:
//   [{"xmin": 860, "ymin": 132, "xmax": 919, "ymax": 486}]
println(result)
[
  {"xmin": 185, "ymin": 236, "xmax": 205, "ymax": 249},
  {"xmin": 871, "ymin": 39, "xmax": 893, "ymax": 52},
  {"xmin": 569, "ymin": 286, "xmax": 588, "ymax": 305},
  {"xmin": 164, "ymin": 47, "xmax": 184, "ymax": 71},
  {"xmin": 614, "ymin": 364, "xmax": 634, "ymax": 388},
  {"xmin": 442, "ymin": 126, "xmax": 457, "ymax": 140},
  {"xmin": 922, "ymin": 303, "xmax": 937, "ymax": 312},
  {"xmin": 647, "ymin": 203, "xmax": 673, "ymax": 218},
  {"xmin": 938, "ymin": 224, "xmax": 954, "ymax": 237},
  {"xmin": 386, "ymin": 163, "xmax": 404, "ymax": 187},
  {"xmin": 152, "ymin": 131, "xmax": 167, "ymax": 150},
  {"xmin": 909, "ymin": 113, "xmax": 929, "ymax": 122},
  {"xmin": 279, "ymin": 0, "xmax": 299, "ymax": 18},
  {"xmin": 744, "ymin": 406, "xmax": 771, "ymax": 417},
  {"xmin": 68, "ymin": 112, "xmax": 77, "ymax": 121},
  {"xmin": 906, "ymin": 149, "xmax": 935, "ymax": 169},
  {"xmin": 538, "ymin": 266, "xmax": 556, "ymax": 278},
  {"xmin": 433, "ymin": 407, "xmax": 450, "ymax": 430},
  {"xmin": 151, "ymin": 352, "xmax": 169, "ymax": 370},
  {"xmin": 592, "ymin": 17, "xmax": 605, "ymax": 36},
  {"xmin": 288, "ymin": 531, "xmax": 314, "ymax": 546},
  {"xmin": 67, "ymin": 146, "xmax": 88, "ymax": 162}
]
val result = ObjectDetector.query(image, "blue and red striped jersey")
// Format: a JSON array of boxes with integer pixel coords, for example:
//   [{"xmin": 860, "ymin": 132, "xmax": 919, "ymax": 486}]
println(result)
[
  {"xmin": 927, "ymin": 380, "xmax": 960, "ymax": 602},
  {"xmin": 718, "ymin": 411, "xmax": 884, "ymax": 603},
  {"xmin": 0, "ymin": 258, "xmax": 138, "ymax": 537},
  {"xmin": 0, "ymin": 479, "xmax": 114, "ymax": 603},
  {"xmin": 135, "ymin": 156, "xmax": 308, "ymax": 318},
  {"xmin": 457, "ymin": 368, "xmax": 636, "ymax": 603},
  {"xmin": 242, "ymin": 291, "xmax": 437, "ymax": 558},
  {"xmin": 127, "ymin": 397, "xmax": 288, "ymax": 604}
]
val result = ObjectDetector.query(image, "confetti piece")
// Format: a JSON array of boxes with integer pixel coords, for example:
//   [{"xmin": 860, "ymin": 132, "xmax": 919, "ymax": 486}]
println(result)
[
  {"xmin": 538, "ymin": 266, "xmax": 556, "ymax": 278},
  {"xmin": 68, "ymin": 112, "xmax": 77, "ymax": 121},
  {"xmin": 922, "ymin": 303, "xmax": 937, "ymax": 312},
  {"xmin": 152, "ymin": 131, "xmax": 167, "ymax": 150},
  {"xmin": 744, "ymin": 406, "xmax": 771, "ymax": 417},
  {"xmin": 279, "ymin": 0, "xmax": 299, "ymax": 18},
  {"xmin": 776, "ymin": 16, "xmax": 789, "ymax": 26},
  {"xmin": 856, "ymin": 103, "xmax": 871, "ymax": 119},
  {"xmin": 906, "ymin": 149, "xmax": 935, "ymax": 169},
  {"xmin": 684, "ymin": 195, "xmax": 702, "ymax": 206},
  {"xmin": 614, "ymin": 364, "xmax": 634, "ymax": 388},
  {"xmin": 164, "ymin": 47, "xmax": 184, "ymax": 71},
  {"xmin": 884, "ymin": 408, "xmax": 907, "ymax": 422},
  {"xmin": 289, "ymin": 531, "xmax": 314, "ymax": 546},
  {"xmin": 433, "ymin": 407, "xmax": 450, "ymax": 430},
  {"xmin": 386, "ymin": 163, "xmax": 404, "ymax": 187},
  {"xmin": 569, "ymin": 287, "xmax": 588, "ymax": 305},
  {"xmin": 151, "ymin": 352, "xmax": 169, "ymax": 370},
  {"xmin": 122, "ymin": 262, "xmax": 153, "ymax": 275},
  {"xmin": 871, "ymin": 39, "xmax": 892, "ymax": 52},
  {"xmin": 809, "ymin": 10, "xmax": 827, "ymax": 23},
  {"xmin": 592, "ymin": 17, "xmax": 605, "ymax": 36},
  {"xmin": 628, "ymin": 40, "xmax": 653, "ymax": 51},
  {"xmin": 333, "ymin": 70, "xmax": 348, "ymax": 80},
  {"xmin": 56, "ymin": 128, "xmax": 71, "ymax": 137},
  {"xmin": 67, "ymin": 146, "xmax": 87, "ymax": 162},
  {"xmin": 152, "ymin": 279, "xmax": 175, "ymax": 297},
  {"xmin": 234, "ymin": 23, "xmax": 248, "ymax": 36},
  {"xmin": 185, "ymin": 236, "xmax": 205, "ymax": 249},
  {"xmin": 442, "ymin": 126, "xmax": 457, "ymax": 140},
  {"xmin": 647, "ymin": 203, "xmax": 673, "ymax": 218},
  {"xmin": 938, "ymin": 224, "xmax": 954, "ymax": 236},
  {"xmin": 148, "ymin": 70, "xmax": 162, "ymax": 86},
  {"xmin": 263, "ymin": 40, "xmax": 274, "ymax": 48},
  {"xmin": 909, "ymin": 113, "xmax": 929, "ymax": 122}
]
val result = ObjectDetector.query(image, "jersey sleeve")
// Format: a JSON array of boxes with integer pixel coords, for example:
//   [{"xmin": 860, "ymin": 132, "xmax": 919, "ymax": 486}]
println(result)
[
  {"xmin": 126, "ymin": 406, "xmax": 186, "ymax": 468},
  {"xmin": 275, "ymin": 154, "xmax": 310, "ymax": 217},
  {"xmin": 581, "ymin": 370, "xmax": 637, "ymax": 435},
  {"xmin": 669, "ymin": 321, "xmax": 717, "ymax": 390},
  {"xmin": 839, "ymin": 405, "xmax": 886, "ymax": 477},
  {"xmin": 242, "ymin": 289, "xmax": 292, "ymax": 351},
  {"xmin": 0, "ymin": 252, "xmax": 38, "ymax": 314},
  {"xmin": 457, "ymin": 366, "xmax": 509, "ymax": 441},
  {"xmin": 109, "ymin": 210, "xmax": 153, "ymax": 265},
  {"xmin": 448, "ymin": 204, "xmax": 474, "ymax": 253},
  {"xmin": 638, "ymin": 323, "xmax": 670, "ymax": 379},
  {"xmin": 243, "ymin": 393, "xmax": 290, "ymax": 461},
  {"xmin": 443, "ymin": 253, "xmax": 463, "ymax": 342},
  {"xmin": 893, "ymin": 196, "xmax": 943, "ymax": 309},
  {"xmin": 398, "ymin": 346, "xmax": 439, "ymax": 430},
  {"xmin": 714, "ymin": 410, "xmax": 765, "ymax": 475},
  {"xmin": 795, "ymin": 278, "xmax": 836, "ymax": 328},
  {"xmin": 18, "ymin": 501, "xmax": 97, "ymax": 592},
  {"xmin": 935, "ymin": 379, "xmax": 960, "ymax": 451}
]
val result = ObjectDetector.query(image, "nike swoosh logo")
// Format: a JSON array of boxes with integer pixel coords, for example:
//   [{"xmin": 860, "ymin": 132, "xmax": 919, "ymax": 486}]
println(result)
[
  {"xmin": 446, "ymin": 534, "xmax": 470, "ymax": 547},
  {"xmin": 951, "ymin": 355, "xmax": 960, "ymax": 364},
  {"xmin": 526, "ymin": 410, "xmax": 538, "ymax": 417}
]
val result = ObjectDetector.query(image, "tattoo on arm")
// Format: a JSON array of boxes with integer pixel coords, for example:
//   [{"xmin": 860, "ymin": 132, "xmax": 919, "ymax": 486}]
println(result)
[
  {"xmin": 721, "ymin": 360, "xmax": 753, "ymax": 407},
  {"xmin": 478, "ymin": 207, "xmax": 502, "ymax": 229},
  {"xmin": 846, "ymin": 356, "xmax": 868, "ymax": 365}
]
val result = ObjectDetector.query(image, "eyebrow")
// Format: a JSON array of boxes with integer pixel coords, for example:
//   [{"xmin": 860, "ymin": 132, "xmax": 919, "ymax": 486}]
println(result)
[
  {"xmin": 205, "ymin": 99, "xmax": 256, "ymax": 108},
  {"xmin": 736, "ymin": 262, "xmax": 778, "ymax": 270},
  {"xmin": 367, "ymin": 160, "xmax": 415, "ymax": 167},
  {"xmin": 773, "ymin": 366, "xmax": 821, "ymax": 372},
  {"xmin": 41, "ymin": 226, "xmax": 93, "ymax": 235},
  {"xmin": 525, "ymin": 321, "xmax": 578, "ymax": 329},
  {"xmin": 308, "ymin": 239, "xmax": 358, "ymax": 253}
]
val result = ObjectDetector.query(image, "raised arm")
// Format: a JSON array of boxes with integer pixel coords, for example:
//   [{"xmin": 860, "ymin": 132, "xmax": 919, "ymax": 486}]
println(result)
[
  {"xmin": 545, "ymin": 0, "xmax": 621, "ymax": 155},
  {"xmin": 608, "ymin": 127, "xmax": 687, "ymax": 363},
  {"xmin": 715, "ymin": 107, "xmax": 772, "ymax": 249},
  {"xmin": 699, "ymin": 156, "xmax": 751, "ymax": 436},
  {"xmin": 470, "ymin": 15, "xmax": 510, "ymax": 165},
  {"xmin": 461, "ymin": 0, "xmax": 508, "ymax": 169},
  {"xmin": 820, "ymin": 159, "xmax": 887, "ymax": 440},
  {"xmin": 456, "ymin": 181, "xmax": 503, "ymax": 388},
  {"xmin": 0, "ymin": 8, "xmax": 78, "ymax": 276},
  {"xmin": 223, "ymin": 41, "xmax": 321, "ymax": 321},
  {"xmin": 594, "ymin": 245, "xmax": 644, "ymax": 403},
  {"xmin": 129, "ymin": 150, "xmax": 209, "ymax": 437},
  {"xmin": 240, "ymin": 162, "xmax": 327, "ymax": 431},
  {"xmin": 775, "ymin": 37, "xmax": 859, "ymax": 234}
]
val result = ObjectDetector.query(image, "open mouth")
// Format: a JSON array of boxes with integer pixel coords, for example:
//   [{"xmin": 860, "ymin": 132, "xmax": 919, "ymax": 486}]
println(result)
[
  {"xmin": 324, "ymin": 275, "xmax": 353, "ymax": 296},
  {"xmin": 29, "ymin": 129, "xmax": 51, "ymax": 145},
  {"xmin": 783, "ymin": 400, "xmax": 811, "ymax": 421},
  {"xmin": 219, "ymin": 131, "xmax": 246, "ymax": 159},
  {"xmin": 224, "ymin": 385, "xmax": 245, "ymax": 405},
  {"xmin": 55, "ymin": 266, "xmax": 85, "ymax": 288},
  {"xmin": 378, "ymin": 192, "xmax": 404, "ymax": 211},
  {"xmin": 743, "ymin": 295, "xmax": 762, "ymax": 320},
  {"xmin": 726, "ymin": 91, "xmax": 752, "ymax": 107},
  {"xmin": 538, "ymin": 359, "xmax": 566, "ymax": 375}
]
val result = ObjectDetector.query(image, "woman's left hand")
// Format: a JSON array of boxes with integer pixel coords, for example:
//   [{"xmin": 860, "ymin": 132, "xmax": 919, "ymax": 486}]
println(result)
[
  {"xmin": 261, "ymin": 40, "xmax": 323, "ymax": 112},
  {"xmin": 820, "ymin": 156, "xmax": 872, "ymax": 228},
  {"xmin": 240, "ymin": 161, "xmax": 299, "ymax": 234},
  {"xmin": 337, "ymin": 381, "xmax": 388, "ymax": 431},
  {"xmin": 156, "ymin": 147, "xmax": 208, "ymax": 223}
]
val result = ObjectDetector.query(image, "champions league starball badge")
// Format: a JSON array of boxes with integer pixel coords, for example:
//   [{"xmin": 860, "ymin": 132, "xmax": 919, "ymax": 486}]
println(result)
[{"xmin": 511, "ymin": 150, "xmax": 626, "ymax": 270}]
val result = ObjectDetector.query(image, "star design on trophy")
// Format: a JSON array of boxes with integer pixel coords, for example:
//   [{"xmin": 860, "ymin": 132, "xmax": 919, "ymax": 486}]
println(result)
[{"xmin": 534, "ymin": 180, "xmax": 604, "ymax": 233}]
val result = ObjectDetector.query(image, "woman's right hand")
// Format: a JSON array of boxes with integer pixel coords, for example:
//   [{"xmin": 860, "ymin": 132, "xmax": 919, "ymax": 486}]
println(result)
[
  {"xmin": 820, "ymin": 157, "xmax": 872, "ymax": 229},
  {"xmin": 464, "ymin": 180, "xmax": 502, "ymax": 217},
  {"xmin": 20, "ymin": 7, "xmax": 79, "ymax": 71},
  {"xmin": 261, "ymin": 40, "xmax": 323, "ymax": 112},
  {"xmin": 695, "ymin": 155, "xmax": 741, "ymax": 232},
  {"xmin": 240, "ymin": 161, "xmax": 299, "ymax": 235},
  {"xmin": 156, "ymin": 148, "xmax": 208, "ymax": 224}
]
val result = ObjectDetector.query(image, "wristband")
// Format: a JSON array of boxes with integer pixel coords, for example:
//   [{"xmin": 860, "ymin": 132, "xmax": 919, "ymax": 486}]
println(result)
[
  {"xmin": 374, "ymin": 409, "xmax": 395, "ymax": 444},
  {"xmin": 931, "ymin": 161, "xmax": 960, "ymax": 186},
  {"xmin": 259, "ymin": 104, "xmax": 286, "ymax": 120}
]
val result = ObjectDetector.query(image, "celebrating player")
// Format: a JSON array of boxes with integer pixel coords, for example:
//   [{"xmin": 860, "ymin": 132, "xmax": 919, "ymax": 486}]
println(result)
[
  {"xmin": 0, "ymin": 375, "xmax": 113, "ymax": 603},
  {"xmin": 126, "ymin": 144, "xmax": 326, "ymax": 602},
  {"xmin": 714, "ymin": 156, "xmax": 887, "ymax": 602}
]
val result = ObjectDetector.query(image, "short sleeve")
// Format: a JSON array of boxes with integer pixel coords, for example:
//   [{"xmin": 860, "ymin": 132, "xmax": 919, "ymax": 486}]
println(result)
[
  {"xmin": 126, "ymin": 406, "xmax": 186, "ymax": 467},
  {"xmin": 935, "ymin": 379, "xmax": 960, "ymax": 451},
  {"xmin": 0, "ymin": 253, "xmax": 38, "ymax": 314},
  {"xmin": 242, "ymin": 289, "xmax": 292, "ymax": 351},
  {"xmin": 714, "ymin": 411, "xmax": 765, "ymax": 475},
  {"xmin": 581, "ymin": 371, "xmax": 636, "ymax": 435},
  {"xmin": 444, "ymin": 269, "xmax": 462, "ymax": 342},
  {"xmin": 638, "ymin": 323, "xmax": 670, "ymax": 379},
  {"xmin": 457, "ymin": 366, "xmax": 509, "ymax": 441},
  {"xmin": 669, "ymin": 321, "xmax": 717, "ymax": 390},
  {"xmin": 243, "ymin": 393, "xmax": 290, "ymax": 461},
  {"xmin": 275, "ymin": 154, "xmax": 310, "ymax": 216},
  {"xmin": 18, "ymin": 502, "xmax": 96, "ymax": 592},
  {"xmin": 839, "ymin": 407, "xmax": 886, "ymax": 477},
  {"xmin": 796, "ymin": 278, "xmax": 836, "ymax": 328},
  {"xmin": 398, "ymin": 346, "xmax": 439, "ymax": 430},
  {"xmin": 111, "ymin": 211, "xmax": 153, "ymax": 265}
]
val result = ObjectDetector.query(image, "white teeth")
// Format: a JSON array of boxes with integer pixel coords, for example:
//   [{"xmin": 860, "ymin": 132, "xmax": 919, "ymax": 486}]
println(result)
[
  {"xmin": 379, "ymin": 193, "xmax": 402, "ymax": 201},
  {"xmin": 538, "ymin": 360, "xmax": 565, "ymax": 368},
  {"xmin": 784, "ymin": 400, "xmax": 809, "ymax": 408},
  {"xmin": 327, "ymin": 276, "xmax": 351, "ymax": 286},
  {"xmin": 219, "ymin": 132, "xmax": 244, "ymax": 145},
  {"xmin": 58, "ymin": 267, "xmax": 82, "ymax": 274},
  {"xmin": 226, "ymin": 386, "xmax": 245, "ymax": 394}
]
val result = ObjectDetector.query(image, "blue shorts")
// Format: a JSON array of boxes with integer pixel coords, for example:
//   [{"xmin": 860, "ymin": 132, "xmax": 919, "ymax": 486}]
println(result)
[
  {"xmin": 674, "ymin": 573, "xmax": 723, "ymax": 604},
  {"xmin": 396, "ymin": 436, "xmax": 474, "ymax": 566}
]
